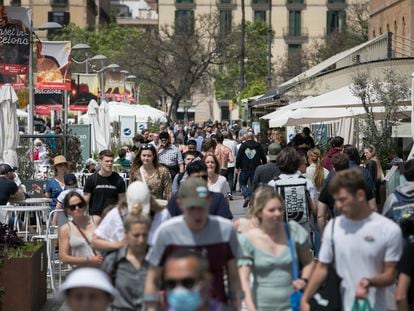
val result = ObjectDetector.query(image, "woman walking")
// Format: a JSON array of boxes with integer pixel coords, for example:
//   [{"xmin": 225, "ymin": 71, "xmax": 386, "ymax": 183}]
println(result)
[{"xmin": 238, "ymin": 187, "xmax": 314, "ymax": 311}]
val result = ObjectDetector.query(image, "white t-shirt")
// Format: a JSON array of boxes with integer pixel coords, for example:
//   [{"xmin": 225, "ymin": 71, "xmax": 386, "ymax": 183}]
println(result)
[
  {"xmin": 319, "ymin": 213, "xmax": 403, "ymax": 311},
  {"xmin": 94, "ymin": 207, "xmax": 171, "ymax": 246},
  {"xmin": 208, "ymin": 175, "xmax": 230, "ymax": 197}
]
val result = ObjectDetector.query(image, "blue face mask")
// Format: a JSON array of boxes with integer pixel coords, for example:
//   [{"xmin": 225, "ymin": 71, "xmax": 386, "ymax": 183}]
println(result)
[{"xmin": 167, "ymin": 287, "xmax": 202, "ymax": 311}]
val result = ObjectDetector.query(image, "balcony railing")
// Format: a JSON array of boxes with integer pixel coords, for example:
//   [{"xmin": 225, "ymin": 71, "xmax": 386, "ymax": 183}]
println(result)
[
  {"xmin": 217, "ymin": 0, "xmax": 237, "ymax": 10},
  {"xmin": 283, "ymin": 27, "xmax": 309, "ymax": 43},
  {"xmin": 286, "ymin": 0, "xmax": 305, "ymax": 11},
  {"xmin": 327, "ymin": 0, "xmax": 346, "ymax": 10},
  {"xmin": 50, "ymin": 0, "xmax": 68, "ymax": 6}
]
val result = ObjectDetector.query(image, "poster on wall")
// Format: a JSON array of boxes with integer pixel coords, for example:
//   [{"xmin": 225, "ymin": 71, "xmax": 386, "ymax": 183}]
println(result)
[
  {"xmin": 70, "ymin": 73, "xmax": 99, "ymax": 111},
  {"xmin": 36, "ymin": 41, "xmax": 71, "ymax": 90},
  {"xmin": 120, "ymin": 115, "xmax": 136, "ymax": 144},
  {"xmin": 104, "ymin": 71, "xmax": 124, "ymax": 101},
  {"xmin": 0, "ymin": 5, "xmax": 31, "ymax": 86},
  {"xmin": 68, "ymin": 124, "xmax": 91, "ymax": 164},
  {"xmin": 34, "ymin": 87, "xmax": 63, "ymax": 115},
  {"xmin": 125, "ymin": 80, "xmax": 136, "ymax": 102}
]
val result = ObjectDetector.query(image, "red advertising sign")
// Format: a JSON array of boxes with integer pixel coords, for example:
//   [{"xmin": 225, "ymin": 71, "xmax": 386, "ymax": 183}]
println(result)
[{"xmin": 36, "ymin": 41, "xmax": 71, "ymax": 90}]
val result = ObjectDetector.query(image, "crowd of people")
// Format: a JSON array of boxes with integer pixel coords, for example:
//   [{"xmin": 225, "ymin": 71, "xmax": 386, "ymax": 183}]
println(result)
[{"xmin": 1, "ymin": 120, "xmax": 414, "ymax": 311}]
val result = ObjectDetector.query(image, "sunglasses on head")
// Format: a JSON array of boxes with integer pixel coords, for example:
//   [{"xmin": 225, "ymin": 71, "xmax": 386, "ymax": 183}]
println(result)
[
  {"xmin": 164, "ymin": 277, "xmax": 198, "ymax": 290},
  {"xmin": 141, "ymin": 144, "xmax": 153, "ymax": 150},
  {"xmin": 67, "ymin": 203, "xmax": 85, "ymax": 211}
]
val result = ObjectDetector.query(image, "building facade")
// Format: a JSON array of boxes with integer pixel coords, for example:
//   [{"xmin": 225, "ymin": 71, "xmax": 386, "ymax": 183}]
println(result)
[
  {"xmin": 4, "ymin": 0, "xmax": 111, "ymax": 37},
  {"xmin": 159, "ymin": 0, "xmax": 349, "ymax": 62},
  {"xmin": 369, "ymin": 0, "xmax": 414, "ymax": 57}
]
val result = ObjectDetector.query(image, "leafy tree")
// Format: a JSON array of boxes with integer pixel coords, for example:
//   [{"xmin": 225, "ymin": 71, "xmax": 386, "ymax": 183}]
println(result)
[
  {"xmin": 215, "ymin": 21, "xmax": 271, "ymax": 102},
  {"xmin": 115, "ymin": 15, "xmax": 223, "ymax": 120},
  {"xmin": 350, "ymin": 69, "xmax": 409, "ymax": 163}
]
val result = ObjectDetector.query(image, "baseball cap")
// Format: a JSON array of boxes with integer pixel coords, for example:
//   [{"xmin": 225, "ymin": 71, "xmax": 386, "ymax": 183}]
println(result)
[
  {"xmin": 178, "ymin": 177, "xmax": 210, "ymax": 209},
  {"xmin": 60, "ymin": 267, "xmax": 117, "ymax": 297},
  {"xmin": 268, "ymin": 143, "xmax": 282, "ymax": 161},
  {"xmin": 126, "ymin": 181, "xmax": 151, "ymax": 214},
  {"xmin": 0, "ymin": 163, "xmax": 15, "ymax": 175},
  {"xmin": 64, "ymin": 174, "xmax": 77, "ymax": 186}
]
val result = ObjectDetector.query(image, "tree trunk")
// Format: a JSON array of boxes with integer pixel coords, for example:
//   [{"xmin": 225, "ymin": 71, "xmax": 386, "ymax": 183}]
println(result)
[{"xmin": 168, "ymin": 98, "xmax": 180, "ymax": 122}]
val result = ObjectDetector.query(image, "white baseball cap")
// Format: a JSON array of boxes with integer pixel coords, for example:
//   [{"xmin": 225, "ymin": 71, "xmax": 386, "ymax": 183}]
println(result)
[
  {"xmin": 60, "ymin": 268, "xmax": 117, "ymax": 297},
  {"xmin": 126, "ymin": 181, "xmax": 151, "ymax": 215}
]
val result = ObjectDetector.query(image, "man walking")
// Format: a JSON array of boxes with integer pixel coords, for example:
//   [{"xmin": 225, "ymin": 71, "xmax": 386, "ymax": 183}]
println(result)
[
  {"xmin": 83, "ymin": 150, "xmax": 126, "ymax": 216},
  {"xmin": 158, "ymin": 132, "xmax": 184, "ymax": 180},
  {"xmin": 144, "ymin": 177, "xmax": 241, "ymax": 310},
  {"xmin": 301, "ymin": 169, "xmax": 403, "ymax": 311},
  {"xmin": 252, "ymin": 142, "xmax": 281, "ymax": 190},
  {"xmin": 236, "ymin": 132, "xmax": 267, "ymax": 207}
]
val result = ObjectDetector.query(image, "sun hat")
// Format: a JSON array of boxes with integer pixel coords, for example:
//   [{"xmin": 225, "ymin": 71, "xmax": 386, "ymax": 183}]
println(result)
[
  {"xmin": 126, "ymin": 181, "xmax": 151, "ymax": 214},
  {"xmin": 178, "ymin": 177, "xmax": 210, "ymax": 209},
  {"xmin": 53, "ymin": 155, "xmax": 67, "ymax": 166},
  {"xmin": 268, "ymin": 143, "xmax": 282, "ymax": 161},
  {"xmin": 60, "ymin": 267, "xmax": 117, "ymax": 297}
]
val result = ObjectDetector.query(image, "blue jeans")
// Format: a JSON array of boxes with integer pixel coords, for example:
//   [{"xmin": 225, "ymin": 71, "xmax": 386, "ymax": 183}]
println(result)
[{"xmin": 239, "ymin": 170, "xmax": 255, "ymax": 199}]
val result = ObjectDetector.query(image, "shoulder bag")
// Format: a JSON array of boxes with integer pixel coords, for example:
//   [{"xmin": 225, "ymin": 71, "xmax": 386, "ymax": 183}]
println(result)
[
  {"xmin": 309, "ymin": 218, "xmax": 342, "ymax": 310},
  {"xmin": 285, "ymin": 223, "xmax": 303, "ymax": 311},
  {"xmin": 72, "ymin": 220, "xmax": 98, "ymax": 256}
]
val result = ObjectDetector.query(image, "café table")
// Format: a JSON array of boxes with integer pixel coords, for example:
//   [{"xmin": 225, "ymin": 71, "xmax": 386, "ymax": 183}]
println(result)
[{"xmin": 2, "ymin": 204, "xmax": 50, "ymax": 241}]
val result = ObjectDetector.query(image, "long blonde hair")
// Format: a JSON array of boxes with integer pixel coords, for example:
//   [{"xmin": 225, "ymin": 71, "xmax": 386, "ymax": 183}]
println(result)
[
  {"xmin": 365, "ymin": 145, "xmax": 384, "ymax": 180},
  {"xmin": 307, "ymin": 148, "xmax": 325, "ymax": 191}
]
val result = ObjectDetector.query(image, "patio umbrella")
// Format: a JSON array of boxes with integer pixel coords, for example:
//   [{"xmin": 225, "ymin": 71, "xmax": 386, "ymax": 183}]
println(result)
[
  {"xmin": 98, "ymin": 100, "xmax": 110, "ymax": 149},
  {"xmin": 0, "ymin": 85, "xmax": 19, "ymax": 167},
  {"xmin": 87, "ymin": 100, "xmax": 106, "ymax": 153}
]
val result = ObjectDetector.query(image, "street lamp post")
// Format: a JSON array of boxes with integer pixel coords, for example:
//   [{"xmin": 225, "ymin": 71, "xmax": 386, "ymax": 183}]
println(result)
[
  {"xmin": 28, "ymin": 22, "xmax": 62, "ymax": 135},
  {"xmin": 72, "ymin": 43, "xmax": 91, "ymax": 73},
  {"xmin": 90, "ymin": 55, "xmax": 108, "ymax": 98}
]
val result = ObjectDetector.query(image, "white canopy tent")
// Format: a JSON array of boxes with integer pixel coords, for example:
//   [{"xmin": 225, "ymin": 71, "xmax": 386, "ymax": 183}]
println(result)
[
  {"xmin": 268, "ymin": 106, "xmax": 410, "ymax": 128},
  {"xmin": 87, "ymin": 100, "xmax": 107, "ymax": 153},
  {"xmin": 98, "ymin": 100, "xmax": 111, "ymax": 149},
  {"xmin": 80, "ymin": 102, "xmax": 168, "ymax": 124},
  {"xmin": 0, "ymin": 85, "xmax": 19, "ymax": 167}
]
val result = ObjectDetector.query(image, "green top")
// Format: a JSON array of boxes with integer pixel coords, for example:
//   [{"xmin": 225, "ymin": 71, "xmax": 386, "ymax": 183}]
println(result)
[
  {"xmin": 116, "ymin": 158, "xmax": 132, "ymax": 168},
  {"xmin": 238, "ymin": 221, "xmax": 309, "ymax": 311}
]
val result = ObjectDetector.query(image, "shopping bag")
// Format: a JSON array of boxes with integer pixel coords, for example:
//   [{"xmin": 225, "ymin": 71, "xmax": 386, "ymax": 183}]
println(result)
[{"xmin": 351, "ymin": 298, "xmax": 373, "ymax": 311}]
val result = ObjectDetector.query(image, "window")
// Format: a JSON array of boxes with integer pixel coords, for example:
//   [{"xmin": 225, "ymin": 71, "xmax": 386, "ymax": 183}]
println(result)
[
  {"xmin": 254, "ymin": 11, "xmax": 266, "ymax": 22},
  {"xmin": 289, "ymin": 11, "xmax": 301, "ymax": 35},
  {"xmin": 287, "ymin": 0, "xmax": 303, "ymax": 3},
  {"xmin": 327, "ymin": 0, "xmax": 345, "ymax": 3},
  {"xmin": 252, "ymin": 0, "xmax": 268, "ymax": 4},
  {"xmin": 288, "ymin": 44, "xmax": 301, "ymax": 57},
  {"xmin": 372, "ymin": 30, "xmax": 375, "ymax": 37},
  {"xmin": 326, "ymin": 10, "xmax": 345, "ymax": 33},
  {"xmin": 175, "ymin": 10, "xmax": 194, "ymax": 34},
  {"xmin": 220, "ymin": 10, "xmax": 232, "ymax": 35},
  {"xmin": 48, "ymin": 11, "xmax": 69, "ymax": 36},
  {"xmin": 220, "ymin": 0, "xmax": 232, "ymax": 3},
  {"xmin": 176, "ymin": 0, "xmax": 193, "ymax": 3}
]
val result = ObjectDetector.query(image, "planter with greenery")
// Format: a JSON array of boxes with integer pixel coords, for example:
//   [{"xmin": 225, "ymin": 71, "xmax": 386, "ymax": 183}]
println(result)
[{"xmin": 0, "ymin": 224, "xmax": 47, "ymax": 311}]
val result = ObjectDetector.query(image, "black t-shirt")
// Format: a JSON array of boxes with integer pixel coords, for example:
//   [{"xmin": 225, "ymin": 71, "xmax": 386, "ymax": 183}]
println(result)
[
  {"xmin": 319, "ymin": 170, "xmax": 374, "ymax": 215},
  {"xmin": 83, "ymin": 172, "xmax": 126, "ymax": 215},
  {"xmin": 398, "ymin": 242, "xmax": 414, "ymax": 306},
  {"xmin": 0, "ymin": 178, "xmax": 18, "ymax": 205}
]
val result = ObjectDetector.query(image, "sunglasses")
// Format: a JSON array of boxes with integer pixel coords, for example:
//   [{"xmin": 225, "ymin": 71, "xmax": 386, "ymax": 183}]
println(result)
[
  {"xmin": 67, "ymin": 203, "xmax": 85, "ymax": 211},
  {"xmin": 164, "ymin": 277, "xmax": 198, "ymax": 290},
  {"xmin": 141, "ymin": 144, "xmax": 153, "ymax": 150}
]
